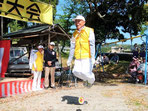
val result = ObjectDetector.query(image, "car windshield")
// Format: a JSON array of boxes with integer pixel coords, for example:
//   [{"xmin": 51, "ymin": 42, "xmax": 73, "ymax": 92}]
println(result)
[{"xmin": 14, "ymin": 50, "xmax": 24, "ymax": 57}]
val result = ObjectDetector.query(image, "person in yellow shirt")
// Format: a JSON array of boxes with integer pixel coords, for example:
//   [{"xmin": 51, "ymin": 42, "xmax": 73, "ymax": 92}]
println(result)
[
  {"xmin": 32, "ymin": 45, "xmax": 44, "ymax": 91},
  {"xmin": 67, "ymin": 15, "xmax": 95, "ymax": 87}
]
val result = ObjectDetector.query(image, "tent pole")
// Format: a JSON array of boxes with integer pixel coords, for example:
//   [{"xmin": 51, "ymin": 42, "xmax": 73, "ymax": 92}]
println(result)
[
  {"xmin": 95, "ymin": 44, "xmax": 99, "ymax": 59},
  {"xmin": 144, "ymin": 34, "xmax": 148, "ymax": 85}
]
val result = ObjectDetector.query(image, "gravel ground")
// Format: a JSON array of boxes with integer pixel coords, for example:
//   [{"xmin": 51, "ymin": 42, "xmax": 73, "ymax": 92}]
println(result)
[{"xmin": 1, "ymin": 81, "xmax": 148, "ymax": 111}]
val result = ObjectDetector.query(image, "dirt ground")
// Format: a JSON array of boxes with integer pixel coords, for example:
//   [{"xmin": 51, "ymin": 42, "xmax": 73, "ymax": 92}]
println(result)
[{"xmin": 1, "ymin": 79, "xmax": 148, "ymax": 111}]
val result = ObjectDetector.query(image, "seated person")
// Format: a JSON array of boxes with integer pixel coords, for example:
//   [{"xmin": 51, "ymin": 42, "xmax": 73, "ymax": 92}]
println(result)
[
  {"xmin": 140, "ymin": 43, "xmax": 146, "ymax": 60},
  {"xmin": 110, "ymin": 52, "xmax": 119, "ymax": 64},
  {"xmin": 128, "ymin": 56, "xmax": 140, "ymax": 82},
  {"xmin": 95, "ymin": 54, "xmax": 103, "ymax": 65},
  {"xmin": 132, "ymin": 43, "xmax": 139, "ymax": 58},
  {"xmin": 137, "ymin": 57, "xmax": 148, "ymax": 82},
  {"xmin": 103, "ymin": 54, "xmax": 109, "ymax": 65}
]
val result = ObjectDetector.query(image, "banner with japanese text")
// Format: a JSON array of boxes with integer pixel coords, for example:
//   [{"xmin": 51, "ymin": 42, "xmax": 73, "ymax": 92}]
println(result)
[
  {"xmin": 0, "ymin": 40, "xmax": 10, "ymax": 78},
  {"xmin": 0, "ymin": 0, "xmax": 53, "ymax": 25}
]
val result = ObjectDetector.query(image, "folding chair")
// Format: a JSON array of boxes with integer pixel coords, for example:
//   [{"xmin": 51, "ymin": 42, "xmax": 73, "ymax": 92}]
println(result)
[
  {"xmin": 56, "ymin": 66, "xmax": 77, "ymax": 87},
  {"xmin": 66, "ymin": 66, "xmax": 77, "ymax": 87}
]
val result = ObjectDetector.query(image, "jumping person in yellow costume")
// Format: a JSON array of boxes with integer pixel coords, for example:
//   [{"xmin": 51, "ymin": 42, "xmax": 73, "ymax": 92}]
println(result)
[{"xmin": 67, "ymin": 15, "xmax": 95, "ymax": 87}]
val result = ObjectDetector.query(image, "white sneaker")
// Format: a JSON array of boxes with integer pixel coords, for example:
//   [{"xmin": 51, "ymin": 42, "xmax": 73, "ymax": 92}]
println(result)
[
  {"xmin": 83, "ymin": 81, "xmax": 88, "ymax": 87},
  {"xmin": 83, "ymin": 81, "xmax": 93, "ymax": 88},
  {"xmin": 87, "ymin": 82, "xmax": 93, "ymax": 88}
]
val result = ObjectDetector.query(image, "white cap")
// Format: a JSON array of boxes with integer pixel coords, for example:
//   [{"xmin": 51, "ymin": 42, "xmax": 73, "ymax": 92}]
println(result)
[
  {"xmin": 49, "ymin": 42, "xmax": 55, "ymax": 46},
  {"xmin": 38, "ymin": 45, "xmax": 44, "ymax": 49},
  {"xmin": 72, "ymin": 15, "xmax": 85, "ymax": 21}
]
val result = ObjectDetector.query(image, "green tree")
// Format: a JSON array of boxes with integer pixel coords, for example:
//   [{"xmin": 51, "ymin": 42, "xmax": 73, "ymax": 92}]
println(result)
[
  {"xmin": 54, "ymin": 0, "xmax": 84, "ymax": 32},
  {"xmin": 55, "ymin": 0, "xmax": 148, "ymax": 44},
  {"xmin": 140, "ymin": 3, "xmax": 148, "ymax": 35},
  {"xmin": 54, "ymin": 0, "xmax": 79, "ymax": 52},
  {"xmin": 7, "ymin": 20, "xmax": 25, "ymax": 32}
]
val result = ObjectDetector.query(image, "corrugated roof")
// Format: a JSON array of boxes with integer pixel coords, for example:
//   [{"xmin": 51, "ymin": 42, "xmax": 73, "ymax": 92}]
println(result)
[
  {"xmin": 3, "ymin": 24, "xmax": 70, "ymax": 39},
  {"xmin": 3, "ymin": 24, "xmax": 50, "ymax": 38}
]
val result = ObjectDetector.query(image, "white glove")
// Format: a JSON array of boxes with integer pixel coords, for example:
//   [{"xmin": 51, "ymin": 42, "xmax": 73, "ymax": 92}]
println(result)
[
  {"xmin": 67, "ymin": 60, "xmax": 71, "ymax": 66},
  {"xmin": 91, "ymin": 58, "xmax": 95, "ymax": 65}
]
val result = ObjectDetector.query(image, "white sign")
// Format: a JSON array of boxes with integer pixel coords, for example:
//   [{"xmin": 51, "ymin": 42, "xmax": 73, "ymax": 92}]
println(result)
[{"xmin": 0, "ymin": 48, "xmax": 4, "ymax": 73}]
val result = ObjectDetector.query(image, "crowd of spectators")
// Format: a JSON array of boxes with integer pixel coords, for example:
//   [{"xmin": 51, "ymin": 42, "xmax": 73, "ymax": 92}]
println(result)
[
  {"xmin": 129, "ymin": 42, "xmax": 147, "ymax": 83},
  {"xmin": 95, "ymin": 52, "xmax": 119, "ymax": 66},
  {"xmin": 95, "ymin": 42, "xmax": 147, "ymax": 84},
  {"xmin": 132, "ymin": 42, "xmax": 146, "ymax": 60},
  {"xmin": 128, "ymin": 56, "xmax": 148, "ymax": 83}
]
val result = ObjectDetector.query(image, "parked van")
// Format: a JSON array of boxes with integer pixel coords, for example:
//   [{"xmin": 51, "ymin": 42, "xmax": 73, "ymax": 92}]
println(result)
[{"xmin": 7, "ymin": 47, "xmax": 30, "ymax": 73}]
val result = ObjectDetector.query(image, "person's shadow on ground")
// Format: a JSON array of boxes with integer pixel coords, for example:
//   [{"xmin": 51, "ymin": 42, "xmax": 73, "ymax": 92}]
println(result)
[{"xmin": 61, "ymin": 96, "xmax": 87, "ymax": 105}]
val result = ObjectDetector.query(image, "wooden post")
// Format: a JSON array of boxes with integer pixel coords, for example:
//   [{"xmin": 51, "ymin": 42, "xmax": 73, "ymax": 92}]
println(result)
[
  {"xmin": 40, "ymin": 35, "xmax": 43, "ymax": 44},
  {"xmin": 58, "ymin": 43, "xmax": 62, "ymax": 66},
  {"xmin": 48, "ymin": 34, "xmax": 50, "ymax": 46},
  {"xmin": 0, "ymin": 17, "xmax": 3, "ymax": 39}
]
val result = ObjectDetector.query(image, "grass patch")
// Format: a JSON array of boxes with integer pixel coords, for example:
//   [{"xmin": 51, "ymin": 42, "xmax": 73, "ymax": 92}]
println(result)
[
  {"xmin": 95, "ymin": 61, "xmax": 130, "ymax": 74},
  {"xmin": 134, "ymin": 101, "xmax": 141, "ymax": 106},
  {"xmin": 61, "ymin": 52, "xmax": 69, "ymax": 58},
  {"xmin": 94, "ymin": 61, "xmax": 131, "ymax": 82},
  {"xmin": 106, "ymin": 61, "xmax": 130, "ymax": 74}
]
